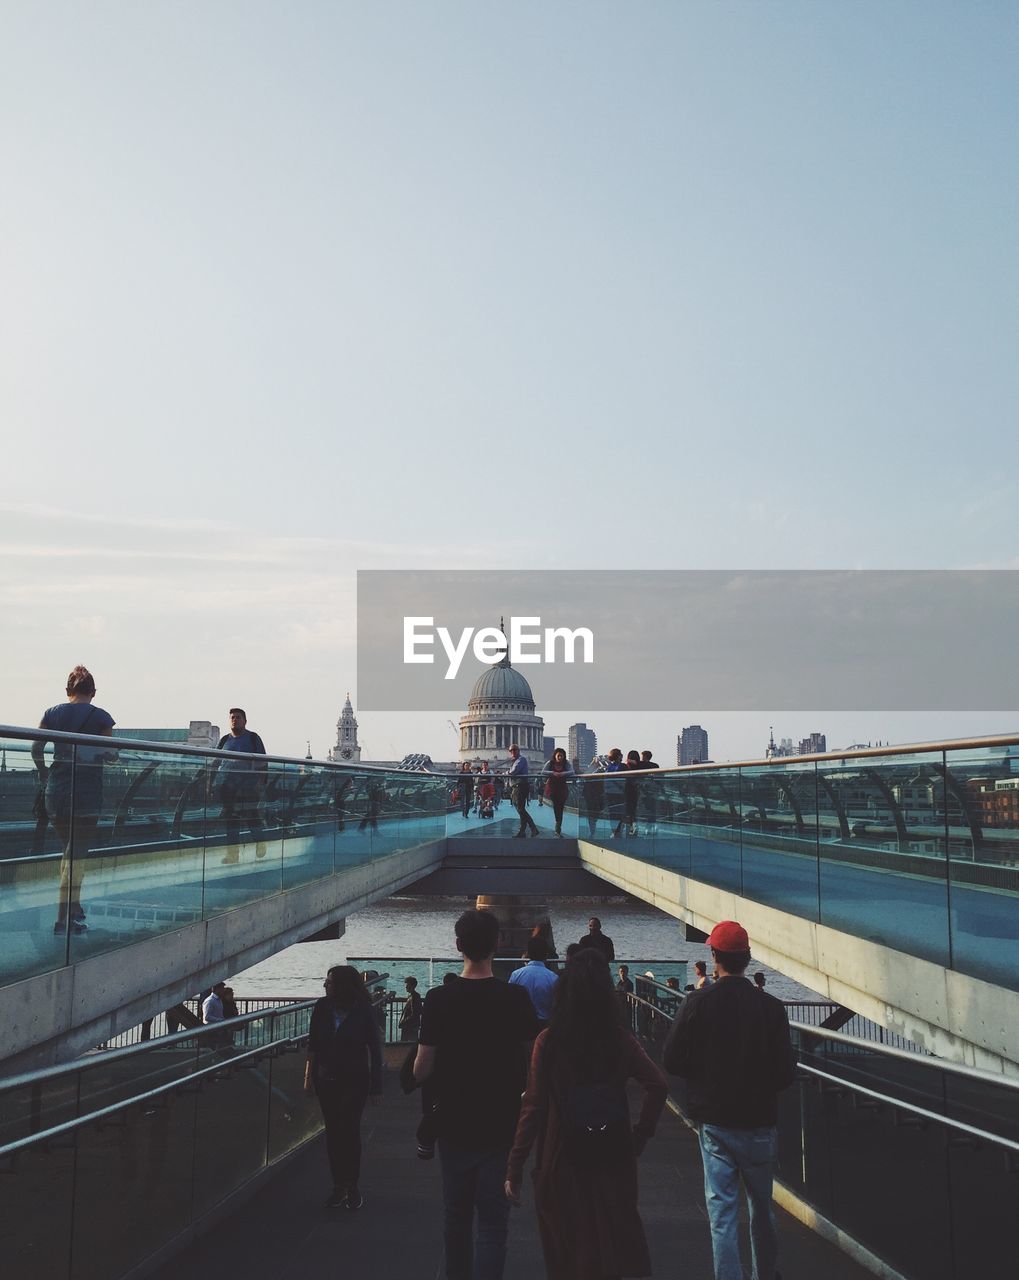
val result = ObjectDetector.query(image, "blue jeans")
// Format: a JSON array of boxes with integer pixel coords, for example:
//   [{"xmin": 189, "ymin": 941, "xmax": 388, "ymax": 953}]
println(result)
[
  {"xmin": 698, "ymin": 1124, "xmax": 779, "ymax": 1280},
  {"xmin": 438, "ymin": 1142, "xmax": 512, "ymax": 1280}
]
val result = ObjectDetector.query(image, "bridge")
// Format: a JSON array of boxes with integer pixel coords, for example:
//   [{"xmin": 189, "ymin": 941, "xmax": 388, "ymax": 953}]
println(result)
[{"xmin": 1, "ymin": 723, "xmax": 1018, "ymax": 1278}]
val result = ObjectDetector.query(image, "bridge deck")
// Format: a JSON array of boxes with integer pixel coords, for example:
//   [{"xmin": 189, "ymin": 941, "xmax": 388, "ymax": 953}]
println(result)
[{"xmin": 147, "ymin": 1078, "xmax": 871, "ymax": 1280}]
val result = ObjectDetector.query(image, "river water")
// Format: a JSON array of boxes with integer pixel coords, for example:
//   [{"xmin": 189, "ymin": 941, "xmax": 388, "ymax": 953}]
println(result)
[{"xmin": 232, "ymin": 894, "xmax": 822, "ymax": 1002}]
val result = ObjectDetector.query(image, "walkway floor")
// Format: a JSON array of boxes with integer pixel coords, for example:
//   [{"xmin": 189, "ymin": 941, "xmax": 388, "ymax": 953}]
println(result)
[{"xmin": 149, "ymin": 1082, "xmax": 872, "ymax": 1280}]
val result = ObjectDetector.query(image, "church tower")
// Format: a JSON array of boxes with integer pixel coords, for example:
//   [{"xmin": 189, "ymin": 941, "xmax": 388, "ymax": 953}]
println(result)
[{"xmin": 330, "ymin": 694, "xmax": 362, "ymax": 763}]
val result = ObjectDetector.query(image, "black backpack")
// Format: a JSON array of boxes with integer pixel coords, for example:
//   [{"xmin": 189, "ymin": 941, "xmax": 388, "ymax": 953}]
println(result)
[{"xmin": 558, "ymin": 1077, "xmax": 632, "ymax": 1166}]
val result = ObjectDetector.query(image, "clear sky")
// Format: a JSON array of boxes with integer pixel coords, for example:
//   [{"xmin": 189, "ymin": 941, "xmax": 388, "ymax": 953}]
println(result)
[{"xmin": 2, "ymin": 3, "xmax": 1017, "ymax": 763}]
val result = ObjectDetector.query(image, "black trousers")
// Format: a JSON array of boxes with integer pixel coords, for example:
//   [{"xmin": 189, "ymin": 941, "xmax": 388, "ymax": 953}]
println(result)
[
  {"xmin": 316, "ymin": 1082, "xmax": 369, "ymax": 1190},
  {"xmin": 512, "ymin": 783, "xmax": 538, "ymax": 833}
]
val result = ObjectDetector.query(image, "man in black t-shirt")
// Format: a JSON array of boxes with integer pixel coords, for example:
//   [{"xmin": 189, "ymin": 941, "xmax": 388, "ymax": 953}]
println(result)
[{"xmin": 415, "ymin": 909, "xmax": 538, "ymax": 1280}]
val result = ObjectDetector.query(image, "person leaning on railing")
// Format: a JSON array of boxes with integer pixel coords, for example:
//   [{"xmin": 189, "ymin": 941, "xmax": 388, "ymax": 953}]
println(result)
[{"xmin": 31, "ymin": 665, "xmax": 116, "ymax": 936}]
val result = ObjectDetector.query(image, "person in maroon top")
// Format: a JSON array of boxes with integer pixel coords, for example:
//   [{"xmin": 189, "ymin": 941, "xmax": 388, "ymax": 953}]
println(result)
[{"xmin": 505, "ymin": 948, "xmax": 667, "ymax": 1280}]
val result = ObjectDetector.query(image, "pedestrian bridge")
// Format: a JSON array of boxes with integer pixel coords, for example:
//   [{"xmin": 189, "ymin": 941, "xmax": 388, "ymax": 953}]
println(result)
[{"xmin": 1, "ymin": 726, "xmax": 1018, "ymax": 1076}]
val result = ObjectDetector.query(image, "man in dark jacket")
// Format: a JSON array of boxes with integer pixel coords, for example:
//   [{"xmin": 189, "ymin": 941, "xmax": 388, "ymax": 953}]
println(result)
[
  {"xmin": 662, "ymin": 920, "xmax": 795, "ymax": 1280},
  {"xmin": 577, "ymin": 916, "xmax": 615, "ymax": 961}
]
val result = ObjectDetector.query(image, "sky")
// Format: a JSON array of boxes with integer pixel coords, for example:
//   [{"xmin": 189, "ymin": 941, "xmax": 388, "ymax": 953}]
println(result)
[{"xmin": 2, "ymin": 2, "xmax": 1017, "ymax": 764}]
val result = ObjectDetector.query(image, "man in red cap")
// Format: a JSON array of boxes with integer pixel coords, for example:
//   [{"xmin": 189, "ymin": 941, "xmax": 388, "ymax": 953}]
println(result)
[{"xmin": 663, "ymin": 921, "xmax": 795, "ymax": 1280}]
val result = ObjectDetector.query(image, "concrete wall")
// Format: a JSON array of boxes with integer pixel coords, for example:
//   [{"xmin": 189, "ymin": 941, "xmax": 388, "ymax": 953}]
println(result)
[
  {"xmin": 579, "ymin": 841, "xmax": 1019, "ymax": 1077},
  {"xmin": 1, "ymin": 838, "xmax": 445, "ymax": 1076}
]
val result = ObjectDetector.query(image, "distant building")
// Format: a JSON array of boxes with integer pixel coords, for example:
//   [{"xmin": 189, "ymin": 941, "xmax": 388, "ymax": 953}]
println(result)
[
  {"xmin": 329, "ymin": 694, "xmax": 362, "ymax": 763},
  {"xmin": 114, "ymin": 721, "xmax": 221, "ymax": 749},
  {"xmin": 459, "ymin": 642, "xmax": 545, "ymax": 771},
  {"xmin": 568, "ymin": 722, "xmax": 598, "ymax": 772},
  {"xmin": 765, "ymin": 729, "xmax": 795, "ymax": 759},
  {"xmin": 678, "ymin": 724, "xmax": 709, "ymax": 766},
  {"xmin": 798, "ymin": 732, "xmax": 827, "ymax": 755},
  {"xmin": 543, "ymin": 735, "xmax": 555, "ymax": 762}
]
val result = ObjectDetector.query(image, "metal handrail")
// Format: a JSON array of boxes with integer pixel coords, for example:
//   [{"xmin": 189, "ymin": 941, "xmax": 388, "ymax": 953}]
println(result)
[
  {"xmin": 628, "ymin": 996, "xmax": 1019, "ymax": 1152},
  {"xmin": 796, "ymin": 1063, "xmax": 1019, "ymax": 1155},
  {"xmin": 0, "ymin": 977, "xmax": 388, "ymax": 1094},
  {"xmin": 0, "ymin": 723, "xmax": 435, "ymax": 774},
  {"xmin": 7, "ymin": 722, "xmax": 1017, "ymax": 776},
  {"xmin": 625, "ymin": 988, "xmax": 1019, "ymax": 1094},
  {"xmin": 795, "ymin": 1023, "xmax": 1019, "ymax": 1093},
  {"xmin": 574, "ymin": 733, "xmax": 1019, "ymax": 776},
  {"xmin": 0, "ymin": 1034, "xmax": 303, "ymax": 1161},
  {"xmin": 0, "ymin": 986, "xmax": 391, "ymax": 1158}
]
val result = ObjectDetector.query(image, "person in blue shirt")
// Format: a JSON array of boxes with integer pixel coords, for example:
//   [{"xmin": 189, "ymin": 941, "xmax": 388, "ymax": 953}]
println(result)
[
  {"xmin": 509, "ymin": 937, "xmax": 560, "ymax": 1028},
  {"xmin": 507, "ymin": 743, "xmax": 539, "ymax": 837},
  {"xmin": 32, "ymin": 665, "xmax": 116, "ymax": 935},
  {"xmin": 209, "ymin": 708, "xmax": 268, "ymax": 864}
]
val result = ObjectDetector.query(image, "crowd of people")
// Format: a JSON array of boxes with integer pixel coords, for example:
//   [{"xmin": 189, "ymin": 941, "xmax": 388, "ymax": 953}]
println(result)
[
  {"xmin": 454, "ymin": 744, "xmax": 662, "ymax": 840},
  {"xmin": 299, "ymin": 908, "xmax": 794, "ymax": 1280}
]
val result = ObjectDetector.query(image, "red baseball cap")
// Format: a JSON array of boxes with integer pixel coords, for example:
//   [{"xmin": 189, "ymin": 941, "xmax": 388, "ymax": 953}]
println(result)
[{"xmin": 707, "ymin": 920, "xmax": 750, "ymax": 951}]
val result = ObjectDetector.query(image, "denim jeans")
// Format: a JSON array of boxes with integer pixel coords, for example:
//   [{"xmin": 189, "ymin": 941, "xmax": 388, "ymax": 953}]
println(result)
[
  {"xmin": 437, "ymin": 1142, "xmax": 512, "ymax": 1280},
  {"xmin": 697, "ymin": 1124, "xmax": 779, "ymax": 1280}
]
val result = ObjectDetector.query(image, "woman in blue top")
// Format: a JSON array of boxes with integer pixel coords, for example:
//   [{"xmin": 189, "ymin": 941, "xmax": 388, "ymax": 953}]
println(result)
[
  {"xmin": 31, "ymin": 665, "xmax": 116, "ymax": 935},
  {"xmin": 304, "ymin": 965, "xmax": 383, "ymax": 1210}
]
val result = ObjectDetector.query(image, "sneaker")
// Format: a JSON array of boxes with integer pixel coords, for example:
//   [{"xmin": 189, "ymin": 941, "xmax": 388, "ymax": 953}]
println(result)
[
  {"xmin": 416, "ymin": 1143, "xmax": 435, "ymax": 1161},
  {"xmin": 325, "ymin": 1187, "xmax": 346, "ymax": 1209},
  {"xmin": 72, "ymin": 909, "xmax": 86, "ymax": 925},
  {"xmin": 73, "ymin": 920, "xmax": 88, "ymax": 935},
  {"xmin": 53, "ymin": 919, "xmax": 66, "ymax": 934},
  {"xmin": 345, "ymin": 1189, "xmax": 364, "ymax": 1210}
]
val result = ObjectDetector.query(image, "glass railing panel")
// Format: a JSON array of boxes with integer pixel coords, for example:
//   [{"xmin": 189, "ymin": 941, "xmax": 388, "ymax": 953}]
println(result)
[
  {"xmin": 821, "ymin": 1069, "xmax": 954, "ymax": 1279},
  {"xmin": 638, "ymin": 773, "xmax": 695, "ymax": 872},
  {"xmin": 0, "ymin": 735, "xmax": 68, "ymax": 984},
  {"xmin": 333, "ymin": 770, "xmax": 382, "ymax": 864},
  {"xmin": 946, "ymin": 1132, "xmax": 1019, "ymax": 1276},
  {"xmin": 817, "ymin": 751, "xmax": 950, "ymax": 965},
  {"xmin": 739, "ymin": 762, "xmax": 820, "ymax": 920},
  {"xmin": 66, "ymin": 748, "xmax": 206, "ymax": 965},
  {"xmin": 682, "ymin": 768, "xmax": 743, "ymax": 891},
  {"xmin": 282, "ymin": 762, "xmax": 334, "ymax": 891},
  {"xmin": 3, "ymin": 1139, "xmax": 75, "ymax": 1280},
  {"xmin": 0, "ymin": 1069, "xmax": 81, "ymax": 1149},
  {"xmin": 74, "ymin": 1035, "xmax": 212, "ymax": 1121},
  {"xmin": 943, "ymin": 743, "xmax": 1019, "ymax": 992},
  {"xmin": 69, "ymin": 1085, "xmax": 199, "ymax": 1280},
  {"xmin": 267, "ymin": 1044, "xmax": 321, "ymax": 1162},
  {"xmin": 191, "ymin": 1055, "xmax": 270, "ymax": 1217},
  {"xmin": 775, "ymin": 1075, "xmax": 834, "ymax": 1218},
  {"xmin": 202, "ymin": 754, "xmax": 284, "ymax": 917}
]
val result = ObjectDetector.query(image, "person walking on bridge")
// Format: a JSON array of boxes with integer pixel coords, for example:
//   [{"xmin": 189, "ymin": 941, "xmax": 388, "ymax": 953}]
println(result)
[
  {"xmin": 209, "ymin": 708, "xmax": 268, "ymax": 864},
  {"xmin": 305, "ymin": 965, "xmax": 383, "ymax": 1211},
  {"xmin": 32, "ymin": 664, "xmax": 116, "ymax": 936},
  {"xmin": 507, "ymin": 743, "xmax": 539, "ymax": 838},
  {"xmin": 663, "ymin": 920, "xmax": 795, "ymax": 1280},
  {"xmin": 415, "ymin": 909, "xmax": 538, "ymax": 1279},
  {"xmin": 504, "ymin": 947, "xmax": 668, "ymax": 1280}
]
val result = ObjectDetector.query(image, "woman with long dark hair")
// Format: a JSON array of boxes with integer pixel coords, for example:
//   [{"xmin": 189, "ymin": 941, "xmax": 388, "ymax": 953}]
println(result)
[
  {"xmin": 304, "ymin": 965, "xmax": 382, "ymax": 1210},
  {"xmin": 505, "ymin": 949, "xmax": 667, "ymax": 1279},
  {"xmin": 542, "ymin": 747, "xmax": 575, "ymax": 837}
]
